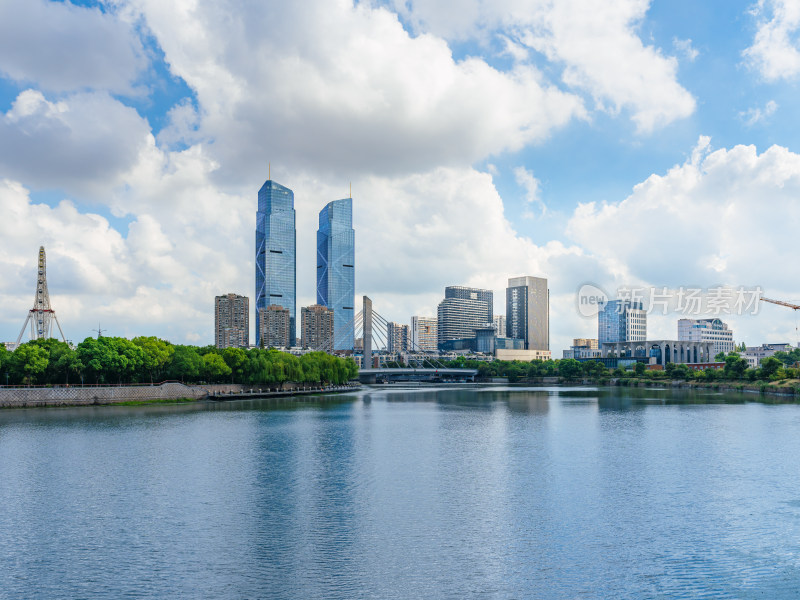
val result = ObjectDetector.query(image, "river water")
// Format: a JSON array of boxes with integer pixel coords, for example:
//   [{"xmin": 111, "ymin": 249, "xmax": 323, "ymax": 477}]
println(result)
[{"xmin": 1, "ymin": 385, "xmax": 799, "ymax": 599}]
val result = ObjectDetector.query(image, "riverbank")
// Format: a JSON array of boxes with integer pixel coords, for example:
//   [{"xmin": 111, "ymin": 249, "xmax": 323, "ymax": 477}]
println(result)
[
  {"xmin": 501, "ymin": 376, "xmax": 800, "ymax": 399},
  {"xmin": 0, "ymin": 381, "xmax": 362, "ymax": 409},
  {"xmin": 609, "ymin": 377, "xmax": 800, "ymax": 398}
]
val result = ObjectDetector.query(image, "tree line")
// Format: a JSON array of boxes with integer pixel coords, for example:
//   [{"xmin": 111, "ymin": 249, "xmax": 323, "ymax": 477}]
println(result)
[
  {"xmin": 0, "ymin": 337, "xmax": 358, "ymax": 386},
  {"xmin": 390, "ymin": 351, "xmax": 800, "ymax": 383}
]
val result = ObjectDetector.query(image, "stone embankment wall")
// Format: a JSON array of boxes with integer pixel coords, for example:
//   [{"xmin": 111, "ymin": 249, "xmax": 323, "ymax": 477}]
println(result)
[{"xmin": 0, "ymin": 382, "xmax": 244, "ymax": 408}]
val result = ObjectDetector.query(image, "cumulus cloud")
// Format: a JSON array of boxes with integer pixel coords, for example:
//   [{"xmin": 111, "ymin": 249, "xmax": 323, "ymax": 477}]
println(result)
[
  {"xmin": 121, "ymin": 0, "xmax": 584, "ymax": 182},
  {"xmin": 0, "ymin": 0, "xmax": 146, "ymax": 93},
  {"xmin": 0, "ymin": 140, "xmax": 253, "ymax": 345},
  {"xmin": 390, "ymin": 0, "xmax": 696, "ymax": 133},
  {"xmin": 567, "ymin": 137, "xmax": 800, "ymax": 344},
  {"xmin": 0, "ymin": 90, "xmax": 152, "ymax": 198},
  {"xmin": 744, "ymin": 0, "xmax": 800, "ymax": 81}
]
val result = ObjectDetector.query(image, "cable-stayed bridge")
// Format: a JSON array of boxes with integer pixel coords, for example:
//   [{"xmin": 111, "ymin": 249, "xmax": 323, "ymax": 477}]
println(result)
[{"xmin": 320, "ymin": 296, "xmax": 477, "ymax": 383}]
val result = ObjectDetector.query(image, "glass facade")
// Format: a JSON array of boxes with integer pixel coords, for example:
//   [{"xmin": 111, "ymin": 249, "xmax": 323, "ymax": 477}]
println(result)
[
  {"xmin": 598, "ymin": 300, "xmax": 646, "ymax": 344},
  {"xmin": 256, "ymin": 180, "xmax": 296, "ymax": 347},
  {"xmin": 317, "ymin": 198, "xmax": 355, "ymax": 351}
]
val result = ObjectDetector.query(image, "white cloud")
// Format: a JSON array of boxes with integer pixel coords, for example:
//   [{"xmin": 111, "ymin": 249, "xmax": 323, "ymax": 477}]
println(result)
[
  {"xmin": 513, "ymin": 166, "xmax": 545, "ymax": 218},
  {"xmin": 121, "ymin": 0, "xmax": 584, "ymax": 182},
  {"xmin": 567, "ymin": 137, "xmax": 800, "ymax": 344},
  {"xmin": 673, "ymin": 37, "xmax": 699, "ymax": 62},
  {"xmin": 0, "ymin": 141, "xmax": 253, "ymax": 345},
  {"xmin": 0, "ymin": 0, "xmax": 146, "ymax": 93},
  {"xmin": 744, "ymin": 0, "xmax": 800, "ymax": 80},
  {"xmin": 391, "ymin": 0, "xmax": 696, "ymax": 133},
  {"xmin": 740, "ymin": 99, "xmax": 779, "ymax": 126},
  {"xmin": 0, "ymin": 90, "xmax": 152, "ymax": 198}
]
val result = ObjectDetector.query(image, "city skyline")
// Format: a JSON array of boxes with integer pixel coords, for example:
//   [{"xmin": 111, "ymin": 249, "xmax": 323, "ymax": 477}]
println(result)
[{"xmin": 1, "ymin": 1, "xmax": 799, "ymax": 353}]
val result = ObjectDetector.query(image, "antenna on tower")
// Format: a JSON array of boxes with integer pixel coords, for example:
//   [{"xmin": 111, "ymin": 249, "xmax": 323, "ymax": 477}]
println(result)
[
  {"xmin": 15, "ymin": 246, "xmax": 66, "ymax": 346},
  {"xmin": 92, "ymin": 324, "xmax": 105, "ymax": 339},
  {"xmin": 349, "ymin": 181, "xmax": 352, "ymax": 198},
  {"xmin": 269, "ymin": 162, "xmax": 271, "ymax": 180}
]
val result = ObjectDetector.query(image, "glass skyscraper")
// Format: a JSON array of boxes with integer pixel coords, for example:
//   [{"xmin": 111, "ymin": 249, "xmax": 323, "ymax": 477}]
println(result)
[
  {"xmin": 316, "ymin": 198, "xmax": 355, "ymax": 351},
  {"xmin": 256, "ymin": 179, "xmax": 296, "ymax": 347}
]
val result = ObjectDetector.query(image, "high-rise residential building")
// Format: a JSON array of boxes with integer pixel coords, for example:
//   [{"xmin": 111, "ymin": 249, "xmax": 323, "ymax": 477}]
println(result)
[
  {"xmin": 437, "ymin": 296, "xmax": 489, "ymax": 349},
  {"xmin": 411, "ymin": 316, "xmax": 437, "ymax": 352},
  {"xmin": 506, "ymin": 276, "xmax": 549, "ymax": 351},
  {"xmin": 598, "ymin": 299, "xmax": 646, "ymax": 344},
  {"xmin": 317, "ymin": 198, "xmax": 355, "ymax": 351},
  {"xmin": 678, "ymin": 318, "xmax": 734, "ymax": 356},
  {"xmin": 301, "ymin": 304, "xmax": 334, "ymax": 350},
  {"xmin": 445, "ymin": 286, "xmax": 493, "ymax": 322},
  {"xmin": 258, "ymin": 304, "xmax": 291, "ymax": 349},
  {"xmin": 215, "ymin": 293, "xmax": 249, "ymax": 349},
  {"xmin": 493, "ymin": 315, "xmax": 506, "ymax": 335},
  {"xmin": 387, "ymin": 322, "xmax": 409, "ymax": 353},
  {"xmin": 256, "ymin": 177, "xmax": 296, "ymax": 347}
]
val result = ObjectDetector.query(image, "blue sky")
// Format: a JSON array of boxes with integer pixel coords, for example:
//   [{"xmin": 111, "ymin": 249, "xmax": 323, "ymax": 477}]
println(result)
[{"xmin": 1, "ymin": 0, "xmax": 799, "ymax": 351}]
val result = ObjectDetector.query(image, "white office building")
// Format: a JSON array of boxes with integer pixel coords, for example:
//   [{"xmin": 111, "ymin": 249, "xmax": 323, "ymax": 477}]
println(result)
[{"xmin": 678, "ymin": 318, "xmax": 734, "ymax": 356}]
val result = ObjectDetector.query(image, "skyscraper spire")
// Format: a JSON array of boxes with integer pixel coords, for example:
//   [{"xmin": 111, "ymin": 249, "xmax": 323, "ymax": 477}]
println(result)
[{"xmin": 16, "ymin": 246, "xmax": 66, "ymax": 345}]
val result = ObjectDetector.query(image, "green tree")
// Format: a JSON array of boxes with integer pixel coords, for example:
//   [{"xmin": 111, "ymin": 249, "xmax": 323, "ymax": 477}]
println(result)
[
  {"xmin": 672, "ymin": 364, "xmax": 691, "ymax": 380},
  {"xmin": 133, "ymin": 336, "xmax": 174, "ymax": 383},
  {"xmin": 724, "ymin": 353, "xmax": 749, "ymax": 380},
  {"xmin": 202, "ymin": 353, "xmax": 232, "ymax": 382},
  {"xmin": 166, "ymin": 345, "xmax": 202, "ymax": 382},
  {"xmin": 634, "ymin": 362, "xmax": 646, "ymax": 376},
  {"xmin": 12, "ymin": 343, "xmax": 49, "ymax": 385},
  {"xmin": 714, "ymin": 352, "xmax": 726, "ymax": 362},
  {"xmin": 222, "ymin": 347, "xmax": 248, "ymax": 382},
  {"xmin": 558, "ymin": 359, "xmax": 583, "ymax": 380},
  {"xmin": 0, "ymin": 343, "xmax": 8, "ymax": 383},
  {"xmin": 760, "ymin": 356, "xmax": 783, "ymax": 379},
  {"xmin": 55, "ymin": 351, "xmax": 83, "ymax": 385}
]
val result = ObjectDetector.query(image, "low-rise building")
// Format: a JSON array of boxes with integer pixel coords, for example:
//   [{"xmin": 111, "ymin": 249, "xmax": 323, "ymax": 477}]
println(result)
[
  {"xmin": 496, "ymin": 337, "xmax": 525, "ymax": 350},
  {"xmin": 742, "ymin": 343, "xmax": 795, "ymax": 368},
  {"xmin": 572, "ymin": 338, "xmax": 598, "ymax": 349},
  {"xmin": 496, "ymin": 349, "xmax": 551, "ymax": 361},
  {"xmin": 678, "ymin": 318, "xmax": 735, "ymax": 356},
  {"xmin": 601, "ymin": 339, "xmax": 714, "ymax": 366},
  {"xmin": 563, "ymin": 346, "xmax": 602, "ymax": 359}
]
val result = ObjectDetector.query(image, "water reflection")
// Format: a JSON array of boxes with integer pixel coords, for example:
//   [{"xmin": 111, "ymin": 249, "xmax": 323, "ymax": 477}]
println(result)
[{"xmin": 2, "ymin": 387, "xmax": 800, "ymax": 598}]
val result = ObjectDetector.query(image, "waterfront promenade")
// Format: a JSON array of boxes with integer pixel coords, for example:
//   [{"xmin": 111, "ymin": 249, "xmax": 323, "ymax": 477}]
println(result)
[{"xmin": 0, "ymin": 381, "xmax": 361, "ymax": 408}]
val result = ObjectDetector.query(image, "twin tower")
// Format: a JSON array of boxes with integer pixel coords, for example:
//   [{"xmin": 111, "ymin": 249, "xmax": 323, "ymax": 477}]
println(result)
[{"xmin": 255, "ymin": 178, "xmax": 355, "ymax": 350}]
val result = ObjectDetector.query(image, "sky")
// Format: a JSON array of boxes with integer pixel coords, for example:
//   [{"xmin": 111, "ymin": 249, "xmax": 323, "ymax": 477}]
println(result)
[{"xmin": 1, "ymin": 0, "xmax": 800, "ymax": 352}]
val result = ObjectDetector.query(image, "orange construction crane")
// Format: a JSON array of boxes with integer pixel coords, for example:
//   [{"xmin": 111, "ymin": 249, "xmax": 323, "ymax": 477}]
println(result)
[{"xmin": 760, "ymin": 297, "xmax": 800, "ymax": 311}]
